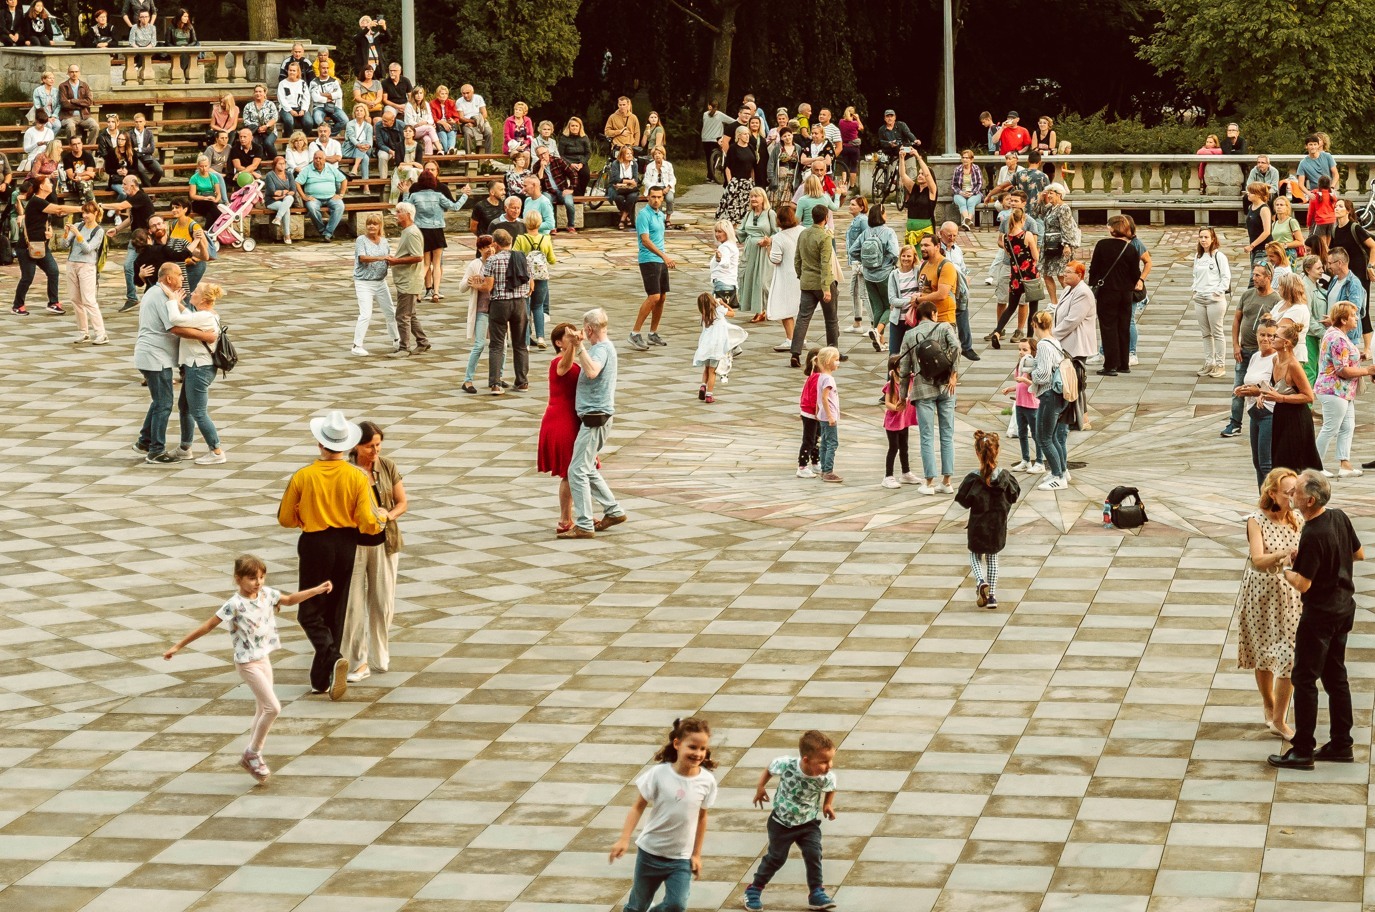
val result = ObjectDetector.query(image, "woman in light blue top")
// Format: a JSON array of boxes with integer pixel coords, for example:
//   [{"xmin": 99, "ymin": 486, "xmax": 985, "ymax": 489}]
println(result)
[
  {"xmin": 795, "ymin": 173, "xmax": 839, "ymax": 228},
  {"xmin": 405, "ymin": 170, "xmax": 468, "ymax": 301},
  {"xmin": 343, "ymin": 103, "xmax": 374, "ymax": 179},
  {"xmin": 844, "ymin": 196, "xmax": 869, "ymax": 331},
  {"xmin": 351, "ymin": 213, "xmax": 399, "ymax": 355}
]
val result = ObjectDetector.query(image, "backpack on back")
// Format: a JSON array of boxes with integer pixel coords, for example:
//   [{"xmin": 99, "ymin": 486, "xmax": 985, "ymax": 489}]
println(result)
[
  {"xmin": 860, "ymin": 231, "xmax": 886, "ymax": 273},
  {"xmin": 915, "ymin": 324, "xmax": 955, "ymax": 383},
  {"xmin": 202, "ymin": 324, "xmax": 238, "ymax": 377},
  {"xmin": 1044, "ymin": 337, "xmax": 1078, "ymax": 403}
]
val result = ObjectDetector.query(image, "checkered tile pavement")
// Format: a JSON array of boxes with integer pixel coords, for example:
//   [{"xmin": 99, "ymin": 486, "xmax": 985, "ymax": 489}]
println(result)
[{"xmin": 0, "ymin": 211, "xmax": 1372, "ymax": 912}]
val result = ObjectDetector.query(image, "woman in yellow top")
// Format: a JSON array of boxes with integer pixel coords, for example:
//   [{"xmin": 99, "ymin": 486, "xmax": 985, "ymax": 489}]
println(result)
[{"xmin": 278, "ymin": 410, "xmax": 385, "ymax": 700}]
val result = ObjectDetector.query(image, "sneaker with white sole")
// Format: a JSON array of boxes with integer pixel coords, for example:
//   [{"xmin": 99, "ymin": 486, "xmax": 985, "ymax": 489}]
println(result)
[
  {"xmin": 1220, "ymin": 425, "xmax": 1242, "ymax": 438},
  {"xmin": 351, "ymin": 345, "xmax": 369, "ymax": 356},
  {"xmin": 195, "ymin": 451, "xmax": 227, "ymax": 465},
  {"xmin": 881, "ymin": 476, "xmax": 900, "ymax": 489},
  {"xmin": 1010, "ymin": 460, "xmax": 1030, "ymax": 472},
  {"xmin": 810, "ymin": 463, "xmax": 821, "ymax": 476},
  {"xmin": 773, "ymin": 341, "xmax": 792, "ymax": 352},
  {"xmin": 899, "ymin": 471, "xmax": 921, "ymax": 484},
  {"xmin": 1208, "ymin": 364, "xmax": 1227, "ymax": 378},
  {"xmin": 1196, "ymin": 361, "xmax": 1214, "ymax": 376},
  {"xmin": 937, "ymin": 482, "xmax": 955, "ymax": 494},
  {"xmin": 1087, "ymin": 353, "xmax": 1104, "ymax": 365},
  {"xmin": 844, "ymin": 324, "xmax": 865, "ymax": 334},
  {"xmin": 796, "ymin": 466, "xmax": 816, "ymax": 478},
  {"xmin": 1129, "ymin": 353, "xmax": 1139, "ymax": 366},
  {"xmin": 92, "ymin": 335, "xmax": 109, "ymax": 345},
  {"xmin": 628, "ymin": 332, "xmax": 649, "ymax": 350},
  {"xmin": 917, "ymin": 483, "xmax": 935, "ymax": 495},
  {"xmin": 1026, "ymin": 463, "xmax": 1047, "ymax": 475},
  {"xmin": 1038, "ymin": 476, "xmax": 1068, "ymax": 490},
  {"xmin": 72, "ymin": 332, "xmax": 90, "ymax": 344},
  {"xmin": 346, "ymin": 666, "xmax": 371, "ymax": 683},
  {"xmin": 171, "ymin": 446, "xmax": 193, "ymax": 460},
  {"xmin": 647, "ymin": 332, "xmax": 667, "ymax": 346},
  {"xmin": 1339, "ymin": 467, "xmax": 1364, "ymax": 478}
]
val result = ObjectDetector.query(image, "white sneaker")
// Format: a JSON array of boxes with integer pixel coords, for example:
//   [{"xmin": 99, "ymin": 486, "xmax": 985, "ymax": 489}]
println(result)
[
  {"xmin": 1208, "ymin": 364, "xmax": 1227, "ymax": 378},
  {"xmin": 917, "ymin": 483, "xmax": 935, "ymax": 495},
  {"xmin": 72, "ymin": 332, "xmax": 90, "ymax": 344},
  {"xmin": 899, "ymin": 472, "xmax": 921, "ymax": 484},
  {"xmin": 773, "ymin": 341, "xmax": 792, "ymax": 352},
  {"xmin": 171, "ymin": 446, "xmax": 193, "ymax": 460},
  {"xmin": 1038, "ymin": 476, "xmax": 1068, "ymax": 490},
  {"xmin": 1129, "ymin": 353, "xmax": 1139, "ymax": 367},
  {"xmin": 1087, "ymin": 353, "xmax": 1104, "ymax": 365},
  {"xmin": 195, "ymin": 451, "xmax": 227, "ymax": 465},
  {"xmin": 1026, "ymin": 463, "xmax": 1047, "ymax": 475},
  {"xmin": 983, "ymin": 276, "xmax": 995, "ymax": 286},
  {"xmin": 346, "ymin": 667, "xmax": 371, "ymax": 683},
  {"xmin": 796, "ymin": 466, "xmax": 816, "ymax": 478},
  {"xmin": 1322, "ymin": 469, "xmax": 1335, "ymax": 478},
  {"xmin": 1010, "ymin": 460, "xmax": 1030, "ymax": 472},
  {"xmin": 351, "ymin": 345, "xmax": 369, "ymax": 356},
  {"xmin": 1339, "ymin": 467, "xmax": 1364, "ymax": 478},
  {"xmin": 1196, "ymin": 361, "xmax": 1213, "ymax": 377},
  {"xmin": 881, "ymin": 476, "xmax": 900, "ymax": 489},
  {"xmin": 844, "ymin": 324, "xmax": 865, "ymax": 334},
  {"xmin": 810, "ymin": 464, "xmax": 821, "ymax": 476},
  {"xmin": 937, "ymin": 482, "xmax": 955, "ymax": 494}
]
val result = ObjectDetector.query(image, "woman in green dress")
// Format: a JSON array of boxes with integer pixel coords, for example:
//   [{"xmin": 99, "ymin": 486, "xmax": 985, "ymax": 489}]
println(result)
[{"xmin": 737, "ymin": 187, "xmax": 777, "ymax": 320}]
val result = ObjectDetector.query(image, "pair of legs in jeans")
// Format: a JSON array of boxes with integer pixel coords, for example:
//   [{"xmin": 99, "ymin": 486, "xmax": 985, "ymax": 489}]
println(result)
[
  {"xmin": 137, "ymin": 367, "xmax": 175, "ymax": 455},
  {"xmin": 569, "ymin": 422, "xmax": 623, "ymax": 532},
  {"xmin": 528, "ymin": 279, "xmax": 549, "ymax": 344},
  {"xmin": 15, "ymin": 246, "xmax": 59, "ymax": 310},
  {"xmin": 953, "ymin": 192, "xmax": 982, "ymax": 223},
  {"xmin": 915, "ymin": 391, "xmax": 955, "ymax": 483},
  {"xmin": 623, "ymin": 849, "xmax": 691, "ymax": 912},
  {"xmin": 1035, "ymin": 390, "xmax": 1069, "ymax": 477},
  {"xmin": 177, "ymin": 364, "xmax": 220, "ymax": 453},
  {"xmin": 1015, "ymin": 404, "xmax": 1042, "ymax": 465},
  {"xmin": 1227, "ymin": 348, "xmax": 1257, "ymax": 432},
  {"xmin": 748, "ymin": 817, "xmax": 824, "ymax": 898},
  {"xmin": 818, "ymin": 423, "xmax": 838, "ymax": 474}
]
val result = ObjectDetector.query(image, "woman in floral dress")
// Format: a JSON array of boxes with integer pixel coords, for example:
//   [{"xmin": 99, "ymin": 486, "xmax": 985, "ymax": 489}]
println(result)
[
  {"xmin": 715, "ymin": 127, "xmax": 757, "ymax": 224},
  {"xmin": 1235, "ymin": 467, "xmax": 1304, "ymax": 741},
  {"xmin": 1038, "ymin": 183, "xmax": 1080, "ymax": 305},
  {"xmin": 737, "ymin": 188, "xmax": 777, "ymax": 320}
]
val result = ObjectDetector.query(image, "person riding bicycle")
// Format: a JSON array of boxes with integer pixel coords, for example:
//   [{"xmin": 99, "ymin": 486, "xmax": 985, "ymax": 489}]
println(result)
[{"xmin": 876, "ymin": 109, "xmax": 917, "ymax": 157}]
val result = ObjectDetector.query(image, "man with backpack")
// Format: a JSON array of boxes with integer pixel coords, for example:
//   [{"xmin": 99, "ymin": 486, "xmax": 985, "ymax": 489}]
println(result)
[
  {"xmin": 896, "ymin": 299, "xmax": 961, "ymax": 495},
  {"xmin": 939, "ymin": 221, "xmax": 979, "ymax": 362},
  {"xmin": 478, "ymin": 227, "xmax": 532, "ymax": 394}
]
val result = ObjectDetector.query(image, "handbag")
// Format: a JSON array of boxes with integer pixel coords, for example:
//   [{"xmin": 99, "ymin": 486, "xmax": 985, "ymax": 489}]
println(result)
[
  {"xmin": 1106, "ymin": 485, "xmax": 1149, "ymax": 530},
  {"xmin": 19, "ymin": 197, "xmax": 44, "ymax": 259},
  {"xmin": 1006, "ymin": 236, "xmax": 1045, "ymax": 303}
]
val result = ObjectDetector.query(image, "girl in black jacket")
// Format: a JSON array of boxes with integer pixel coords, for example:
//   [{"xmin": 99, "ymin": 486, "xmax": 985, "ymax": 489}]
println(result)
[{"xmin": 955, "ymin": 431, "xmax": 1020, "ymax": 610}]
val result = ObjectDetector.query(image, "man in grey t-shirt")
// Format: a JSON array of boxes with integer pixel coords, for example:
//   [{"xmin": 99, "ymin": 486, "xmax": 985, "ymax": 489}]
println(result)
[
  {"xmin": 1224, "ymin": 262, "xmax": 1279, "ymax": 437},
  {"xmin": 132, "ymin": 263, "xmax": 215, "ymax": 464},
  {"xmin": 559, "ymin": 307, "xmax": 627, "ymax": 539}
]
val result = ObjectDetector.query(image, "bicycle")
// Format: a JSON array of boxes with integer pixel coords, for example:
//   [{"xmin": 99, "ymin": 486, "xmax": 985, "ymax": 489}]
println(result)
[
  {"xmin": 587, "ymin": 138, "xmax": 618, "ymax": 210},
  {"xmin": 1357, "ymin": 176, "xmax": 1375, "ymax": 231},
  {"xmin": 871, "ymin": 146, "xmax": 915, "ymax": 210}
]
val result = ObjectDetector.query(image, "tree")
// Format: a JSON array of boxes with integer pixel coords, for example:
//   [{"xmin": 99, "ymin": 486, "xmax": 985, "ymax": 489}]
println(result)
[
  {"xmin": 247, "ymin": 0, "xmax": 278, "ymax": 40},
  {"xmin": 1139, "ymin": 0, "xmax": 1375, "ymax": 145}
]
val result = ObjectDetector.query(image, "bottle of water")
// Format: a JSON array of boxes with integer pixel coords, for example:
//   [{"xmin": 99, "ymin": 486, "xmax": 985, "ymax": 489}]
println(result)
[{"xmin": 1102, "ymin": 501, "xmax": 1112, "ymax": 528}]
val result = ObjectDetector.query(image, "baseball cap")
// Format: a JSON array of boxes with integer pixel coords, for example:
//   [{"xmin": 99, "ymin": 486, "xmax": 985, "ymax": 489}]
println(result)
[
  {"xmin": 883, "ymin": 109, "xmax": 895, "ymax": 116},
  {"xmin": 1006, "ymin": 111, "xmax": 1019, "ymax": 118}
]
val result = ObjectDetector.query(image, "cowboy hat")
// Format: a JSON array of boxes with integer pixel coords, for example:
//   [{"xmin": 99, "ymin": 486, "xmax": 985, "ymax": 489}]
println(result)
[{"xmin": 310, "ymin": 410, "xmax": 362, "ymax": 452}]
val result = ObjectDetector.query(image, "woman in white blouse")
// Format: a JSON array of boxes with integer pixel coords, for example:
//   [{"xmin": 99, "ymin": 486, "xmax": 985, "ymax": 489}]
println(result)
[
  {"xmin": 170, "ymin": 283, "xmax": 226, "ymax": 464},
  {"xmin": 276, "ymin": 62, "xmax": 311, "ymax": 136},
  {"xmin": 642, "ymin": 146, "xmax": 677, "ymax": 229},
  {"xmin": 1190, "ymin": 228, "xmax": 1232, "ymax": 378},
  {"xmin": 283, "ymin": 131, "xmax": 312, "ymax": 181},
  {"xmin": 1270, "ymin": 274, "xmax": 1312, "ymax": 368},
  {"xmin": 403, "ymin": 86, "xmax": 439, "ymax": 158}
]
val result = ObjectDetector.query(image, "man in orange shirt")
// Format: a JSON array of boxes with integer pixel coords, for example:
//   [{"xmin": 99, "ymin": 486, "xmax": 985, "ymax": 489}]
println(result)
[
  {"xmin": 278, "ymin": 411, "xmax": 383, "ymax": 699},
  {"xmin": 917, "ymin": 235, "xmax": 958, "ymax": 324}
]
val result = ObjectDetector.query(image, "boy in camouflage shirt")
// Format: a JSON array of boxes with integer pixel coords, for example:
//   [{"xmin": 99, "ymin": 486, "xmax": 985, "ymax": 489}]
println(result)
[{"xmin": 744, "ymin": 730, "xmax": 838, "ymax": 911}]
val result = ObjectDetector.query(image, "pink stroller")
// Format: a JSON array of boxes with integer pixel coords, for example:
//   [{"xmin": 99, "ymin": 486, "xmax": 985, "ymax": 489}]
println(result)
[{"xmin": 211, "ymin": 178, "xmax": 265, "ymax": 251}]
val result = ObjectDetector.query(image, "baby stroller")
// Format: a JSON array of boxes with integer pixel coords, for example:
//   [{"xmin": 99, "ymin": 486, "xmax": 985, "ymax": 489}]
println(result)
[{"xmin": 211, "ymin": 176, "xmax": 264, "ymax": 252}]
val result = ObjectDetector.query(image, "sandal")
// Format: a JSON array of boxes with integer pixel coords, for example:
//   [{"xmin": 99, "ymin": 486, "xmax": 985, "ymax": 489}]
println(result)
[
  {"xmin": 555, "ymin": 520, "xmax": 573, "ymax": 534},
  {"xmin": 990, "ymin": 332, "xmax": 1001, "ymax": 350},
  {"xmin": 749, "ymin": 313, "xmax": 768, "ymax": 323}
]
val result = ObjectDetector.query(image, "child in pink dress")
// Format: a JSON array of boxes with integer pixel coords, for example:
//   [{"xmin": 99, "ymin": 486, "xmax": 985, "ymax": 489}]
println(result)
[
  {"xmin": 1000, "ymin": 339, "xmax": 1045, "ymax": 474},
  {"xmin": 881, "ymin": 354, "xmax": 920, "ymax": 488}
]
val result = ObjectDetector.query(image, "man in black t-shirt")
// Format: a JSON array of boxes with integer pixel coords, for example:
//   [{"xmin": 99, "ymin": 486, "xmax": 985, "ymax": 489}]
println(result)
[
  {"xmin": 1270, "ymin": 469, "xmax": 1365, "ymax": 770},
  {"xmin": 114, "ymin": 175, "xmax": 156, "ymax": 310},
  {"xmin": 380, "ymin": 62, "xmax": 412, "ymax": 117},
  {"xmin": 469, "ymin": 180, "xmax": 506, "ymax": 236},
  {"xmin": 60, "ymin": 136, "xmax": 97, "ymax": 203}
]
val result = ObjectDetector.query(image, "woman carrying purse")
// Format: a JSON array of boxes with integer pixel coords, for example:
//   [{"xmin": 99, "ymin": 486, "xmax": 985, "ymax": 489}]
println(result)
[
  {"xmin": 989, "ymin": 207, "xmax": 1042, "ymax": 349},
  {"xmin": 14, "ymin": 173, "xmax": 80, "ymax": 316}
]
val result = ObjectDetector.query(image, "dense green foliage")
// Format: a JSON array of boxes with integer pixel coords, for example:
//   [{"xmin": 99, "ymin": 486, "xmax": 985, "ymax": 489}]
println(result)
[{"xmin": 1053, "ymin": 112, "xmax": 1304, "ymax": 156}]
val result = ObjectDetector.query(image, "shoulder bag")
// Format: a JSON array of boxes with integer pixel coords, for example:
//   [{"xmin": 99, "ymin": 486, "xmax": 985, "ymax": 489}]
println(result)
[
  {"xmin": 20, "ymin": 197, "xmax": 47, "ymax": 260},
  {"xmin": 1006, "ymin": 235, "xmax": 1046, "ymax": 303},
  {"xmin": 1093, "ymin": 238, "xmax": 1131, "ymax": 291}
]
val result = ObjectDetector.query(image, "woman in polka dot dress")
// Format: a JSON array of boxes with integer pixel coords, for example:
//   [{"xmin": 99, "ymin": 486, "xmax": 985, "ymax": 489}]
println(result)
[{"xmin": 1234, "ymin": 467, "xmax": 1305, "ymax": 741}]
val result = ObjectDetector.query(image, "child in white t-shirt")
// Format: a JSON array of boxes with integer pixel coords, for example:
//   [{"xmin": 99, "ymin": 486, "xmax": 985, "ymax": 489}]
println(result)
[
  {"xmin": 610, "ymin": 717, "xmax": 718, "ymax": 912},
  {"xmin": 163, "ymin": 554, "xmax": 331, "ymax": 783}
]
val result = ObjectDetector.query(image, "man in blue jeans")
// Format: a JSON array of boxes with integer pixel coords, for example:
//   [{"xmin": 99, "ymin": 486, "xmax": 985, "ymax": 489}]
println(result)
[
  {"xmin": 1223, "ymin": 264, "xmax": 1278, "ymax": 437},
  {"xmin": 559, "ymin": 307, "xmax": 627, "ymax": 539},
  {"xmin": 132, "ymin": 263, "xmax": 215, "ymax": 464},
  {"xmin": 295, "ymin": 150, "xmax": 347, "ymax": 241}
]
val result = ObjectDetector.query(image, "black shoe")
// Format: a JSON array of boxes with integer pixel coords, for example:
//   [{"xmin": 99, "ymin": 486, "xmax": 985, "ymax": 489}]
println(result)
[
  {"xmin": 144, "ymin": 452, "xmax": 179, "ymax": 465},
  {"xmin": 790, "ymin": 355, "xmax": 801, "ymax": 368},
  {"xmin": 1267, "ymin": 748, "xmax": 1314, "ymax": 770},
  {"xmin": 1314, "ymin": 742, "xmax": 1355, "ymax": 763},
  {"xmin": 839, "ymin": 353, "xmax": 849, "ymax": 362},
  {"xmin": 1362, "ymin": 459, "xmax": 1375, "ymax": 470},
  {"xmin": 1118, "ymin": 367, "xmax": 1131, "ymax": 373},
  {"xmin": 118, "ymin": 300, "xmax": 138, "ymax": 313},
  {"xmin": 462, "ymin": 382, "xmax": 477, "ymax": 394},
  {"xmin": 1095, "ymin": 369, "xmax": 1118, "ymax": 376},
  {"xmin": 962, "ymin": 349, "xmax": 981, "ymax": 362}
]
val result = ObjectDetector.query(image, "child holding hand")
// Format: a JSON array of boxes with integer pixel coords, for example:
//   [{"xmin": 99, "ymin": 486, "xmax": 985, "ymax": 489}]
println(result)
[
  {"xmin": 163, "ymin": 554, "xmax": 332, "ymax": 782},
  {"xmin": 1000, "ymin": 338, "xmax": 1044, "ymax": 474},
  {"xmin": 610, "ymin": 717, "xmax": 718, "ymax": 912},
  {"xmin": 744, "ymin": 730, "xmax": 838, "ymax": 912}
]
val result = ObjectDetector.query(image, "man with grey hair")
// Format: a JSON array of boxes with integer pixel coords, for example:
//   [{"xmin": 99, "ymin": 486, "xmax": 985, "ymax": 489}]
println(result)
[
  {"xmin": 133, "ymin": 263, "xmax": 216, "ymax": 465},
  {"xmin": 938, "ymin": 220, "xmax": 978, "ymax": 361},
  {"xmin": 558, "ymin": 308, "xmax": 626, "ymax": 539},
  {"xmin": 478, "ymin": 229, "xmax": 530, "ymax": 390},
  {"xmin": 387, "ymin": 202, "xmax": 429, "ymax": 355},
  {"xmin": 1269, "ymin": 469, "xmax": 1364, "ymax": 770}
]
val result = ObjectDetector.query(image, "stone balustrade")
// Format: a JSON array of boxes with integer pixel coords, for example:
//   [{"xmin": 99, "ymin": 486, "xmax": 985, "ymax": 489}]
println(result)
[{"xmin": 0, "ymin": 42, "xmax": 331, "ymax": 103}]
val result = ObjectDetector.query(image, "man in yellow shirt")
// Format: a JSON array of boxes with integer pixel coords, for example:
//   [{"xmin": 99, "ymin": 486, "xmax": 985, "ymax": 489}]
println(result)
[
  {"xmin": 278, "ymin": 410, "xmax": 383, "ymax": 700},
  {"xmin": 917, "ymin": 235, "xmax": 959, "ymax": 324}
]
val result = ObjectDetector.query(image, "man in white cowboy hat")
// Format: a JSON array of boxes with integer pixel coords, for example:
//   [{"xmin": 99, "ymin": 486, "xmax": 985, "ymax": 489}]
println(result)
[{"xmin": 278, "ymin": 410, "xmax": 385, "ymax": 700}]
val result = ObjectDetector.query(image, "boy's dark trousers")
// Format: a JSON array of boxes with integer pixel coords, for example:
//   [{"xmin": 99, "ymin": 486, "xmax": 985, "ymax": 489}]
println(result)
[{"xmin": 751, "ymin": 815, "xmax": 823, "ymax": 890}]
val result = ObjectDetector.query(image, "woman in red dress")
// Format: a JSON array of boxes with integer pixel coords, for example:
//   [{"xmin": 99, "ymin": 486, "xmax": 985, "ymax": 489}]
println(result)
[{"xmin": 538, "ymin": 322, "xmax": 583, "ymax": 533}]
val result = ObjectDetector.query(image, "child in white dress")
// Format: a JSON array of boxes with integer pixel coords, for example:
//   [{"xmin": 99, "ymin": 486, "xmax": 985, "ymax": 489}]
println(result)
[
  {"xmin": 164, "ymin": 554, "xmax": 332, "ymax": 783},
  {"xmin": 693, "ymin": 292, "xmax": 748, "ymax": 402}
]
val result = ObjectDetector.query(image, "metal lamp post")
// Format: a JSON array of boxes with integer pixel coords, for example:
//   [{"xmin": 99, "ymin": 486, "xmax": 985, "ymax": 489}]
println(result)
[
  {"xmin": 402, "ymin": 0, "xmax": 415, "ymax": 82},
  {"xmin": 940, "ymin": 0, "xmax": 956, "ymax": 159}
]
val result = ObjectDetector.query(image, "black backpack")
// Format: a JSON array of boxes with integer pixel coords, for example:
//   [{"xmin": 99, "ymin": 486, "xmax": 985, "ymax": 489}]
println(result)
[
  {"xmin": 914, "ymin": 324, "xmax": 955, "ymax": 383},
  {"xmin": 202, "ymin": 324, "xmax": 238, "ymax": 377},
  {"xmin": 1106, "ymin": 485, "xmax": 1148, "ymax": 530}
]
